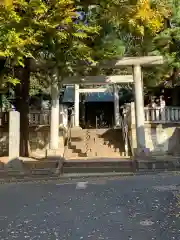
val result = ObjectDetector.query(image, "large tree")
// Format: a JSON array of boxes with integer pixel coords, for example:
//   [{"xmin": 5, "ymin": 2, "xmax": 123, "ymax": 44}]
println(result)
[{"xmin": 0, "ymin": 0, "xmax": 99, "ymax": 156}]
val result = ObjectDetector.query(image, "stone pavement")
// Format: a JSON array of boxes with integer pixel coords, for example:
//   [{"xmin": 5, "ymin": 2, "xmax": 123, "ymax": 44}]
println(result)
[{"xmin": 0, "ymin": 173, "xmax": 180, "ymax": 240}]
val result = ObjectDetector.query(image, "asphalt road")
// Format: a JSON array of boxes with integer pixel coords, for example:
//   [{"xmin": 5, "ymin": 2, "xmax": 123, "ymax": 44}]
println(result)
[{"xmin": 0, "ymin": 173, "xmax": 180, "ymax": 240}]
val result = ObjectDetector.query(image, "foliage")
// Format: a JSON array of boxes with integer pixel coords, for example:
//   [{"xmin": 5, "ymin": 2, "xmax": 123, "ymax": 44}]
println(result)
[
  {"xmin": 92, "ymin": 0, "xmax": 180, "ymax": 90},
  {"xmin": 29, "ymin": 72, "xmax": 51, "ymax": 96},
  {"xmin": 100, "ymin": 0, "xmax": 170, "ymax": 36},
  {"xmin": 0, "ymin": 0, "xmax": 100, "ymax": 86},
  {"xmin": 0, "ymin": 0, "xmax": 179, "ymax": 93},
  {"xmin": 80, "ymin": 0, "xmax": 171, "ymax": 63},
  {"xmin": 152, "ymin": 0, "xmax": 180, "ymax": 86}
]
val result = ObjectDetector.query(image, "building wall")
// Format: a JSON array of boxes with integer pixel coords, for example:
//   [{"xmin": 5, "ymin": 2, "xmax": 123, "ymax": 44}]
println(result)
[{"xmin": 130, "ymin": 124, "xmax": 180, "ymax": 155}]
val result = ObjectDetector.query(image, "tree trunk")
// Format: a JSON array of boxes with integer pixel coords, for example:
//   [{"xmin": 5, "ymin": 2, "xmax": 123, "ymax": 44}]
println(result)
[
  {"xmin": 50, "ymin": 82, "xmax": 59, "ymax": 150},
  {"xmin": 172, "ymin": 87, "xmax": 179, "ymax": 106},
  {"xmin": 15, "ymin": 58, "xmax": 30, "ymax": 157}
]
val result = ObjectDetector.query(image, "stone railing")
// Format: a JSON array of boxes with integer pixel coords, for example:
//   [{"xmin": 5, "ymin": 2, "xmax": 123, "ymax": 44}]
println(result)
[
  {"xmin": 0, "ymin": 108, "xmax": 68, "ymax": 127},
  {"xmin": 0, "ymin": 111, "xmax": 51, "ymax": 126},
  {"xmin": 144, "ymin": 106, "xmax": 180, "ymax": 123},
  {"xmin": 122, "ymin": 103, "xmax": 180, "ymax": 156},
  {"xmin": 0, "ymin": 112, "xmax": 9, "ymax": 126},
  {"xmin": 122, "ymin": 104, "xmax": 180, "ymax": 125},
  {"xmin": 29, "ymin": 106, "xmax": 68, "ymax": 127},
  {"xmin": 29, "ymin": 110, "xmax": 51, "ymax": 126}
]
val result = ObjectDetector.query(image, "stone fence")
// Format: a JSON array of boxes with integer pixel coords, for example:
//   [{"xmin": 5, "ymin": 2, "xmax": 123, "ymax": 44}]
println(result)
[
  {"xmin": 0, "ymin": 107, "xmax": 68, "ymax": 127},
  {"xmin": 29, "ymin": 110, "xmax": 51, "ymax": 125},
  {"xmin": 123, "ymin": 103, "xmax": 180, "ymax": 156},
  {"xmin": 144, "ymin": 107, "xmax": 180, "ymax": 123},
  {"xmin": 0, "ymin": 110, "xmax": 67, "ymax": 158}
]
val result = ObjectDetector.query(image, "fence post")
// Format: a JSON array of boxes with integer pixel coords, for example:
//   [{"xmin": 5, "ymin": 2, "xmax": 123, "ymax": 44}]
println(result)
[
  {"xmin": 8, "ymin": 111, "xmax": 22, "ymax": 169},
  {"xmin": 175, "ymin": 108, "xmax": 179, "ymax": 121},
  {"xmin": 166, "ymin": 108, "xmax": 170, "ymax": 122},
  {"xmin": 161, "ymin": 106, "xmax": 166, "ymax": 122}
]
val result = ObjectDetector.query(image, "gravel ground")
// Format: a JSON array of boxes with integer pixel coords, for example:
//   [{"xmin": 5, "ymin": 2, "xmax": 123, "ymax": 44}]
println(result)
[{"xmin": 0, "ymin": 172, "xmax": 180, "ymax": 240}]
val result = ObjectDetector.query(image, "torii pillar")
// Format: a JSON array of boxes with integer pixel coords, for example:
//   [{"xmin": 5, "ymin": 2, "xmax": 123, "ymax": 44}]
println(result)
[
  {"xmin": 113, "ymin": 84, "xmax": 120, "ymax": 126},
  {"xmin": 133, "ymin": 65, "xmax": 146, "ymax": 152},
  {"xmin": 74, "ymin": 84, "xmax": 80, "ymax": 127}
]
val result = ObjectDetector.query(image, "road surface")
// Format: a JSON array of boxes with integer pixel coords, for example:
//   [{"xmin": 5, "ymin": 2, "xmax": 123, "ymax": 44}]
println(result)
[{"xmin": 0, "ymin": 173, "xmax": 180, "ymax": 239}]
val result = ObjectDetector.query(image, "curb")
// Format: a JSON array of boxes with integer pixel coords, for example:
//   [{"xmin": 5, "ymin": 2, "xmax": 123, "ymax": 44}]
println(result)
[{"xmin": 0, "ymin": 169, "xmax": 179, "ymax": 184}]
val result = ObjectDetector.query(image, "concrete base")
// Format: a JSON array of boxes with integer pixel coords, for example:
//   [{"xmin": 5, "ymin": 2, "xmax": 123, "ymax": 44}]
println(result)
[
  {"xmin": 134, "ymin": 147, "xmax": 150, "ymax": 157},
  {"xmin": 136, "ymin": 158, "xmax": 180, "ymax": 171},
  {"xmin": 4, "ymin": 158, "xmax": 23, "ymax": 170},
  {"xmin": 46, "ymin": 149, "xmax": 64, "ymax": 159},
  {"xmin": 71, "ymin": 126, "xmax": 82, "ymax": 130},
  {"xmin": 46, "ymin": 149, "xmax": 64, "ymax": 160}
]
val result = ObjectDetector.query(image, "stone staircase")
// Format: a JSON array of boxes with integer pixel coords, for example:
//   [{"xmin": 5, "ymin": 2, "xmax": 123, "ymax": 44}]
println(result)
[
  {"xmin": 62, "ymin": 159, "xmax": 135, "ymax": 174},
  {"xmin": 64, "ymin": 128, "xmax": 129, "ymax": 160}
]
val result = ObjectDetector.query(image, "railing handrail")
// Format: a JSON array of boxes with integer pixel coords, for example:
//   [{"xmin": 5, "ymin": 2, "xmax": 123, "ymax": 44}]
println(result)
[
  {"xmin": 63, "ymin": 114, "xmax": 73, "ymax": 159},
  {"xmin": 144, "ymin": 106, "xmax": 180, "ymax": 110},
  {"xmin": 29, "ymin": 109, "xmax": 50, "ymax": 113},
  {"xmin": 120, "ymin": 115, "xmax": 133, "ymax": 156}
]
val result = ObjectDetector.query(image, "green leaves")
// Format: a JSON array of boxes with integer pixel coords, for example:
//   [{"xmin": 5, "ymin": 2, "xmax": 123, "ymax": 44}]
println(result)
[
  {"xmin": 0, "ymin": 0, "xmax": 100, "ymax": 87},
  {"xmin": 0, "ymin": 0, "xmax": 178, "ymax": 91},
  {"xmin": 150, "ymin": 0, "xmax": 180, "ymax": 86},
  {"xmin": 97, "ymin": 0, "xmax": 170, "ymax": 36}
]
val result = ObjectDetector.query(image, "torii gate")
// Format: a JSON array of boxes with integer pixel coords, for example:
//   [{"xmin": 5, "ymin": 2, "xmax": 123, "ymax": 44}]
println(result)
[
  {"xmin": 49, "ymin": 56, "xmax": 163, "ymax": 156},
  {"xmin": 62, "ymin": 74, "xmax": 134, "ymax": 128}
]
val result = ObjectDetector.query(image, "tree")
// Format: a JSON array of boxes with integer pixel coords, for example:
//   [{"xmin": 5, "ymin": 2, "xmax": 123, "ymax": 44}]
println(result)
[
  {"xmin": 93, "ymin": 1, "xmax": 179, "ymax": 92},
  {"xmin": 152, "ymin": 0, "xmax": 180, "ymax": 104},
  {"xmin": 0, "ymin": 0, "xmax": 100, "ymax": 156}
]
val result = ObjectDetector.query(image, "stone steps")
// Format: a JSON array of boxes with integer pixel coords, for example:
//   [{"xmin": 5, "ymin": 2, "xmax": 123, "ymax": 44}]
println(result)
[
  {"xmin": 65, "ymin": 128, "xmax": 127, "ymax": 160},
  {"xmin": 65, "ymin": 149, "xmax": 127, "ymax": 159},
  {"xmin": 62, "ymin": 159, "xmax": 134, "ymax": 174}
]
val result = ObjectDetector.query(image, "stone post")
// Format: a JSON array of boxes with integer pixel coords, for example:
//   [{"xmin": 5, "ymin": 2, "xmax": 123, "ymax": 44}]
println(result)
[
  {"xmin": 50, "ymin": 82, "xmax": 59, "ymax": 150},
  {"xmin": 74, "ymin": 84, "xmax": 79, "ymax": 127},
  {"xmin": 133, "ymin": 65, "xmax": 146, "ymax": 153},
  {"xmin": 113, "ymin": 84, "xmax": 120, "ymax": 126},
  {"xmin": 129, "ymin": 102, "xmax": 136, "ymax": 155},
  {"xmin": 59, "ymin": 104, "xmax": 68, "ymax": 129},
  {"xmin": 9, "ymin": 111, "xmax": 20, "ymax": 162},
  {"xmin": 130, "ymin": 102, "xmax": 136, "ymax": 125}
]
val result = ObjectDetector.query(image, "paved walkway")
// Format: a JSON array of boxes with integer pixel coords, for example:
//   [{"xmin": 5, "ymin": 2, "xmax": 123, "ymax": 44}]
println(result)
[{"xmin": 0, "ymin": 173, "xmax": 180, "ymax": 239}]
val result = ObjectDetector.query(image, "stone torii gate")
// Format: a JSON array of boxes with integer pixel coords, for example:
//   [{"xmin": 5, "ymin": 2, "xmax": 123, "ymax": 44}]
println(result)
[
  {"xmin": 48, "ymin": 56, "xmax": 163, "ymax": 157},
  {"xmin": 63, "ymin": 74, "xmax": 134, "ymax": 128}
]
